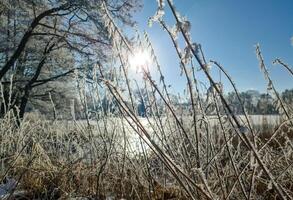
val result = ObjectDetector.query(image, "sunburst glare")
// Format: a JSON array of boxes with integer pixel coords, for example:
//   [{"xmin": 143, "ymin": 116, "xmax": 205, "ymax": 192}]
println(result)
[{"xmin": 128, "ymin": 49, "xmax": 152, "ymax": 70}]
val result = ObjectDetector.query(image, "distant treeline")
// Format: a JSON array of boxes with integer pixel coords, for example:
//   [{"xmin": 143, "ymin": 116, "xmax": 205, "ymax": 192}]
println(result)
[
  {"xmin": 84, "ymin": 89, "xmax": 293, "ymax": 118},
  {"xmin": 226, "ymin": 89, "xmax": 293, "ymax": 115},
  {"xmin": 22, "ymin": 88, "xmax": 292, "ymax": 119}
]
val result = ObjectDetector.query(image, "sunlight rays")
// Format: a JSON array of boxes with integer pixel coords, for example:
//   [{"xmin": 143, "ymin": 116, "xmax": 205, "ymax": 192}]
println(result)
[{"xmin": 128, "ymin": 49, "xmax": 152, "ymax": 71}]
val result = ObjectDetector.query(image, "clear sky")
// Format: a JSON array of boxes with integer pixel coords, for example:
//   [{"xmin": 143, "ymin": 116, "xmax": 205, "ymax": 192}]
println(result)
[{"xmin": 132, "ymin": 0, "xmax": 293, "ymax": 93}]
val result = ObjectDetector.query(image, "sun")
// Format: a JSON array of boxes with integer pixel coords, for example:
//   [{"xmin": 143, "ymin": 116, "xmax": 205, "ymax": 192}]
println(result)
[{"xmin": 128, "ymin": 49, "xmax": 152, "ymax": 70}]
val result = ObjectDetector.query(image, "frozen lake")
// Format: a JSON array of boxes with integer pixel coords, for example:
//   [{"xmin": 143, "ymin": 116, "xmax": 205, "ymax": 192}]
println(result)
[{"xmin": 69, "ymin": 114, "xmax": 282, "ymax": 154}]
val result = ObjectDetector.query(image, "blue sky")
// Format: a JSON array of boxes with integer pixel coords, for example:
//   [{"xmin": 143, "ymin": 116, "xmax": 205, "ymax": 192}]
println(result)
[{"xmin": 132, "ymin": 0, "xmax": 293, "ymax": 93}]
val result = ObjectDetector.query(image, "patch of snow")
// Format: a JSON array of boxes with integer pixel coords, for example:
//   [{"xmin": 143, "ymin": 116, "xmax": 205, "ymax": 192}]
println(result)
[{"xmin": 0, "ymin": 178, "xmax": 17, "ymax": 198}]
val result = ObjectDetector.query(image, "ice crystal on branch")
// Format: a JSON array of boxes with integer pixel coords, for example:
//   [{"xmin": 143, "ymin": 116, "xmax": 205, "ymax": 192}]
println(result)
[
  {"xmin": 182, "ymin": 43, "xmax": 199, "ymax": 65},
  {"xmin": 148, "ymin": 8, "xmax": 165, "ymax": 27}
]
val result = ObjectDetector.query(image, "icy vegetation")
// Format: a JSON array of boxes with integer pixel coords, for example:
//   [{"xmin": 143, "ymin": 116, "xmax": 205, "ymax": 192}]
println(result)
[{"xmin": 0, "ymin": 0, "xmax": 293, "ymax": 199}]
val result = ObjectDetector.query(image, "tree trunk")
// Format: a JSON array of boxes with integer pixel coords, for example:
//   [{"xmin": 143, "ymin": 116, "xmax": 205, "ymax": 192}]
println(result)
[{"xmin": 18, "ymin": 88, "xmax": 30, "ymax": 121}]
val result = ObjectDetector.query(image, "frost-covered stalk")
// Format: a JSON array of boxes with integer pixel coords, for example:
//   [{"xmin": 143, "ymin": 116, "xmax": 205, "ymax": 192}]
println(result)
[
  {"xmin": 273, "ymin": 58, "xmax": 293, "ymax": 77},
  {"xmin": 98, "ymin": 62, "xmax": 206, "ymax": 199},
  {"xmin": 159, "ymin": 20, "xmax": 201, "ymax": 169},
  {"xmin": 165, "ymin": 1, "xmax": 289, "ymax": 199},
  {"xmin": 212, "ymin": 91, "xmax": 249, "ymax": 199},
  {"xmin": 48, "ymin": 92, "xmax": 56, "ymax": 120},
  {"xmin": 100, "ymin": 2, "xmax": 215, "ymax": 198},
  {"xmin": 256, "ymin": 45, "xmax": 292, "ymax": 125},
  {"xmin": 210, "ymin": 60, "xmax": 257, "ymax": 149}
]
